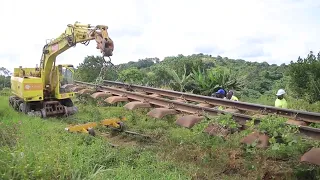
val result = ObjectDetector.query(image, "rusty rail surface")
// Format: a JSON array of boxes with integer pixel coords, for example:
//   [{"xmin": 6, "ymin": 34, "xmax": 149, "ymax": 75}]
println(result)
[
  {"xmin": 74, "ymin": 81, "xmax": 320, "ymax": 139},
  {"xmin": 93, "ymin": 80, "xmax": 320, "ymax": 123}
]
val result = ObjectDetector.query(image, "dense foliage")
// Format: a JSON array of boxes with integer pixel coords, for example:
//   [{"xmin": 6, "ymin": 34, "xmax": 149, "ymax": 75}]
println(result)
[
  {"xmin": 287, "ymin": 51, "xmax": 320, "ymax": 103},
  {"xmin": 0, "ymin": 67, "xmax": 11, "ymax": 90},
  {"xmin": 73, "ymin": 51, "xmax": 320, "ymax": 111},
  {"xmin": 1, "ymin": 51, "xmax": 319, "ymax": 111},
  {"xmin": 74, "ymin": 54, "xmax": 286, "ymax": 97},
  {"xmin": 75, "ymin": 53, "xmax": 317, "ymax": 109}
]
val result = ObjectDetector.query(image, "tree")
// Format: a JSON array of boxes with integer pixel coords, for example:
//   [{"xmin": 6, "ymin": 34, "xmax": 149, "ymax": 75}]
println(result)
[
  {"xmin": 75, "ymin": 55, "xmax": 118, "ymax": 82},
  {"xmin": 0, "ymin": 67, "xmax": 11, "ymax": 89},
  {"xmin": 287, "ymin": 51, "xmax": 320, "ymax": 103},
  {"xmin": 118, "ymin": 67, "xmax": 144, "ymax": 84},
  {"xmin": 146, "ymin": 65, "xmax": 172, "ymax": 87},
  {"xmin": 161, "ymin": 54, "xmax": 204, "ymax": 77},
  {"xmin": 117, "ymin": 57, "xmax": 159, "ymax": 70}
]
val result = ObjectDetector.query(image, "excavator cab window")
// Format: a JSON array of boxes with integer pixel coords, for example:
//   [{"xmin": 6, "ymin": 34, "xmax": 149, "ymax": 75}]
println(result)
[
  {"xmin": 59, "ymin": 65, "xmax": 74, "ymax": 93},
  {"xmin": 61, "ymin": 66, "xmax": 74, "ymax": 85}
]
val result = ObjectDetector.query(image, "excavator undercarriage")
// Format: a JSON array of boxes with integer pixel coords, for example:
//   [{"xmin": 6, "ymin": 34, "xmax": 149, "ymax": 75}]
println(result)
[{"xmin": 9, "ymin": 96, "xmax": 78, "ymax": 118}]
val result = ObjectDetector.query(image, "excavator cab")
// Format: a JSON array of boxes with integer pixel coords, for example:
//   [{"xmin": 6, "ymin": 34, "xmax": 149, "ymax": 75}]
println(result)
[
  {"xmin": 58, "ymin": 64, "xmax": 75, "ymax": 94},
  {"xmin": 60, "ymin": 64, "xmax": 74, "ymax": 86}
]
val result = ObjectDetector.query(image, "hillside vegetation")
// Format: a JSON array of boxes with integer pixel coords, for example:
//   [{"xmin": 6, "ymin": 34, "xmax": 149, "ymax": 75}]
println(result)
[
  {"xmin": 75, "ymin": 51, "xmax": 320, "ymax": 112},
  {"xmin": 1, "ymin": 51, "xmax": 319, "ymax": 111}
]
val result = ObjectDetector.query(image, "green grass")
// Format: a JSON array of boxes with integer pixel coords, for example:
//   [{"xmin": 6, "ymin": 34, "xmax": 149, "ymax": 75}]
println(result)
[
  {"xmin": 1, "ymin": 94, "xmax": 320, "ymax": 180},
  {"xmin": 242, "ymin": 93, "xmax": 320, "ymax": 112}
]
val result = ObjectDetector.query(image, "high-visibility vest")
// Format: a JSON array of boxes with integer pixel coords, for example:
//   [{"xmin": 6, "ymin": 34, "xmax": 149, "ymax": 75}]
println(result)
[
  {"xmin": 275, "ymin": 98, "xmax": 287, "ymax": 108},
  {"xmin": 231, "ymin": 95, "xmax": 239, "ymax": 101}
]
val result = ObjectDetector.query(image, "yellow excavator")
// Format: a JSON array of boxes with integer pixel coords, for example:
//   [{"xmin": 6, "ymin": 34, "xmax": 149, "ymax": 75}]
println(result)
[{"xmin": 9, "ymin": 22, "xmax": 114, "ymax": 118}]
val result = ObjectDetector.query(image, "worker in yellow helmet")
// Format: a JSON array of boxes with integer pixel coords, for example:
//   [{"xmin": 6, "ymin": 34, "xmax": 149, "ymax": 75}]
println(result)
[
  {"xmin": 275, "ymin": 89, "xmax": 288, "ymax": 108},
  {"xmin": 226, "ymin": 90, "xmax": 239, "ymax": 101}
]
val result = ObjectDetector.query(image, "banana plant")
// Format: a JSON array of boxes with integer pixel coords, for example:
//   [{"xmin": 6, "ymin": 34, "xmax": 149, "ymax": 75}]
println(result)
[
  {"xmin": 210, "ymin": 67, "xmax": 245, "ymax": 91},
  {"xmin": 191, "ymin": 66, "xmax": 218, "ymax": 95},
  {"xmin": 167, "ymin": 64, "xmax": 192, "ymax": 92},
  {"xmin": 190, "ymin": 66, "xmax": 245, "ymax": 95}
]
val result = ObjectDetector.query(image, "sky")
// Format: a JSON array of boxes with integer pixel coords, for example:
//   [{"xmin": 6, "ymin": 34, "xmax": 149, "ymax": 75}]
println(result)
[{"xmin": 1, "ymin": 0, "xmax": 320, "ymax": 72}]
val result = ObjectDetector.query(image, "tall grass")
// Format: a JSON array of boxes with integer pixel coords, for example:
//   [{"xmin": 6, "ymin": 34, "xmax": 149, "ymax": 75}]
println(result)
[
  {"xmin": 0, "ymin": 96, "xmax": 188, "ymax": 180},
  {"xmin": 242, "ymin": 93, "xmax": 320, "ymax": 112},
  {"xmin": 1, "ymin": 93, "xmax": 320, "ymax": 180}
]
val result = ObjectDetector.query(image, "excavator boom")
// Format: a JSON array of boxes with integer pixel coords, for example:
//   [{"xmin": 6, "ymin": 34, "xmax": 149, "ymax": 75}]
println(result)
[{"xmin": 41, "ymin": 22, "xmax": 114, "ymax": 94}]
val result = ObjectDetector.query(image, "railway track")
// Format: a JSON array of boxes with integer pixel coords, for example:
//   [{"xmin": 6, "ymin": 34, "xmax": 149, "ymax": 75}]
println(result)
[
  {"xmin": 69, "ymin": 80, "xmax": 320, "ymax": 165},
  {"xmin": 101, "ymin": 80, "xmax": 320, "ymax": 124},
  {"xmin": 71, "ymin": 80, "xmax": 320, "ymax": 139}
]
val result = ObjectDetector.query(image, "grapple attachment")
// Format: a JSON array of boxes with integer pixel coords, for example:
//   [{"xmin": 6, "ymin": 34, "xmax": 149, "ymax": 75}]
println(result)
[{"xmin": 94, "ymin": 25, "xmax": 114, "ymax": 57}]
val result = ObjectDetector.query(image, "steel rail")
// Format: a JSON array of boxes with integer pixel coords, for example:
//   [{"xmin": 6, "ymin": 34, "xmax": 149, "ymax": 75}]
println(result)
[
  {"xmin": 92, "ymin": 80, "xmax": 320, "ymax": 123},
  {"xmin": 75, "ymin": 81, "xmax": 320, "ymax": 139}
]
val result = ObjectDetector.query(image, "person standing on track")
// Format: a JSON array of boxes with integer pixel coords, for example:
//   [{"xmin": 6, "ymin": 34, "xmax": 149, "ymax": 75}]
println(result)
[
  {"xmin": 226, "ymin": 90, "xmax": 239, "ymax": 101},
  {"xmin": 275, "ymin": 89, "xmax": 288, "ymax": 108}
]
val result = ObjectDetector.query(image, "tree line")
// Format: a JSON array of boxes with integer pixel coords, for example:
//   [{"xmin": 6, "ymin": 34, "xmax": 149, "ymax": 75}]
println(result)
[
  {"xmin": 1, "ymin": 51, "xmax": 319, "ymax": 108},
  {"xmin": 74, "ymin": 51, "xmax": 320, "ymax": 107}
]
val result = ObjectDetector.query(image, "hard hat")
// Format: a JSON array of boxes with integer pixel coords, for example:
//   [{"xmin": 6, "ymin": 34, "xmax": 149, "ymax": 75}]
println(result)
[
  {"xmin": 276, "ymin": 89, "xmax": 286, "ymax": 96},
  {"xmin": 216, "ymin": 89, "xmax": 226, "ymax": 95}
]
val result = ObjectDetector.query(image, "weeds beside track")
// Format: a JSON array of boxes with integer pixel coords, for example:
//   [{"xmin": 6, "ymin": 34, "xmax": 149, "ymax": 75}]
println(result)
[{"xmin": 1, "ymin": 87, "xmax": 320, "ymax": 179}]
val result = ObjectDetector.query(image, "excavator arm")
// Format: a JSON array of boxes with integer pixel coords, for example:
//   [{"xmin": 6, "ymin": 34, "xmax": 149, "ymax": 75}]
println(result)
[{"xmin": 39, "ymin": 22, "xmax": 114, "ymax": 94}]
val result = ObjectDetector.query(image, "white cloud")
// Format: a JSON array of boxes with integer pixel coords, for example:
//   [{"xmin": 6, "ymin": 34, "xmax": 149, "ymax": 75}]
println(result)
[{"xmin": 0, "ymin": 0, "xmax": 320, "ymax": 72}]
